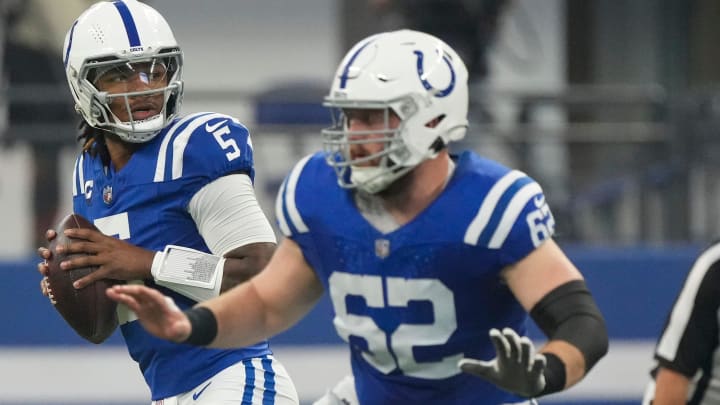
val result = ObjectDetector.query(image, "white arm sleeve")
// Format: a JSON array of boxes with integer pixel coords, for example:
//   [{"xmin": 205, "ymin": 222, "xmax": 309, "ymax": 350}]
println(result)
[
  {"xmin": 152, "ymin": 174, "xmax": 276, "ymax": 302},
  {"xmin": 188, "ymin": 173, "xmax": 276, "ymax": 255}
]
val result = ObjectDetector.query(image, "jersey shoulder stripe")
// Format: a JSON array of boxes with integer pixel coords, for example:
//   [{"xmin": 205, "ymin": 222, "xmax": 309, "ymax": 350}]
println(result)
[
  {"xmin": 276, "ymin": 153, "xmax": 314, "ymax": 236},
  {"xmin": 72, "ymin": 152, "xmax": 86, "ymax": 198},
  {"xmin": 463, "ymin": 169, "xmax": 537, "ymax": 247},
  {"xmin": 656, "ymin": 242, "xmax": 720, "ymax": 360},
  {"xmin": 153, "ymin": 111, "xmax": 213, "ymax": 182},
  {"xmin": 154, "ymin": 112, "xmax": 244, "ymax": 182},
  {"xmin": 71, "ymin": 113, "xmax": 213, "ymax": 197},
  {"xmin": 486, "ymin": 181, "xmax": 542, "ymax": 248},
  {"xmin": 71, "ymin": 112, "xmax": 252, "ymax": 198}
]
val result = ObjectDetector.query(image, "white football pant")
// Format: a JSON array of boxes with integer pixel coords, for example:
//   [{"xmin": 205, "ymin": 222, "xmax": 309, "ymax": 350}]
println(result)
[{"xmin": 151, "ymin": 355, "xmax": 298, "ymax": 405}]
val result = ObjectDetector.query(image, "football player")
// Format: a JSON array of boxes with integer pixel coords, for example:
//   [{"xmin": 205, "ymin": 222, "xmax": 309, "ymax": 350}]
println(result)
[
  {"xmin": 36, "ymin": 1, "xmax": 298, "ymax": 404},
  {"xmin": 107, "ymin": 29, "xmax": 608, "ymax": 404}
]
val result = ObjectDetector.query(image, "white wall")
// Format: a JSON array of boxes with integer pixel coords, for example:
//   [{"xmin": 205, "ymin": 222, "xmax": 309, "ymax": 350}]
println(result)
[
  {"xmin": 158, "ymin": 0, "xmax": 338, "ymax": 116},
  {"xmin": 0, "ymin": 144, "xmax": 32, "ymax": 258}
]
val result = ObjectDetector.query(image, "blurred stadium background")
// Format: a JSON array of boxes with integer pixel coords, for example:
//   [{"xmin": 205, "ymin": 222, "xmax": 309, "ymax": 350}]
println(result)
[{"xmin": 1, "ymin": 0, "xmax": 719, "ymax": 403}]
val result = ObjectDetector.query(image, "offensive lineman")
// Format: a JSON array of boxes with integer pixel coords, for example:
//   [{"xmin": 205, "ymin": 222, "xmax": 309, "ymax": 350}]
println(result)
[{"xmin": 108, "ymin": 29, "xmax": 608, "ymax": 404}]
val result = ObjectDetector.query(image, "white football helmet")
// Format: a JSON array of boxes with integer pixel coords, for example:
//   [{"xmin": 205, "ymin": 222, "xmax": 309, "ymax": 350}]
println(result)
[
  {"xmin": 322, "ymin": 29, "xmax": 469, "ymax": 194},
  {"xmin": 62, "ymin": 0, "xmax": 183, "ymax": 143}
]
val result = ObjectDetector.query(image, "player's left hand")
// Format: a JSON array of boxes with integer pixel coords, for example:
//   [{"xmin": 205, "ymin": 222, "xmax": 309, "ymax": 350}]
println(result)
[
  {"xmin": 107, "ymin": 284, "xmax": 191, "ymax": 342},
  {"xmin": 458, "ymin": 328, "xmax": 546, "ymax": 398},
  {"xmin": 55, "ymin": 227, "xmax": 156, "ymax": 288}
]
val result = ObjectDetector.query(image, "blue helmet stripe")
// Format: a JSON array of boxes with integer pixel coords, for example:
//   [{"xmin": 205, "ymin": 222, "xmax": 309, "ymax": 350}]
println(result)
[
  {"xmin": 63, "ymin": 19, "xmax": 79, "ymax": 68},
  {"xmin": 112, "ymin": 1, "xmax": 141, "ymax": 47},
  {"xmin": 338, "ymin": 39, "xmax": 375, "ymax": 89}
]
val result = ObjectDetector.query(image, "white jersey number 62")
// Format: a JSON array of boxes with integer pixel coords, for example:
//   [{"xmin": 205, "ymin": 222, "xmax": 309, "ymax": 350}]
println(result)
[{"xmin": 329, "ymin": 272, "xmax": 463, "ymax": 379}]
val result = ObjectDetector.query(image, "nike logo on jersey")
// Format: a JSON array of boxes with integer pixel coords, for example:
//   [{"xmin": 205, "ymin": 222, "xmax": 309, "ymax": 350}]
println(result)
[
  {"xmin": 205, "ymin": 120, "xmax": 228, "ymax": 133},
  {"xmin": 192, "ymin": 381, "xmax": 212, "ymax": 401}
]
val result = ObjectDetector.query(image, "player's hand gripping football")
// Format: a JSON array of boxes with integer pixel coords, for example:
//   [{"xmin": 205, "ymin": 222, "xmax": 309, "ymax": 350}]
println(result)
[
  {"xmin": 458, "ymin": 328, "xmax": 546, "ymax": 398},
  {"xmin": 51, "ymin": 227, "xmax": 156, "ymax": 288},
  {"xmin": 107, "ymin": 284, "xmax": 192, "ymax": 342}
]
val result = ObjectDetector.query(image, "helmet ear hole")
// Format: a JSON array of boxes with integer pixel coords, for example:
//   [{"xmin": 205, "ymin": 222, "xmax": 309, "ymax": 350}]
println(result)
[
  {"xmin": 425, "ymin": 115, "xmax": 445, "ymax": 129},
  {"xmin": 429, "ymin": 137, "xmax": 445, "ymax": 153}
]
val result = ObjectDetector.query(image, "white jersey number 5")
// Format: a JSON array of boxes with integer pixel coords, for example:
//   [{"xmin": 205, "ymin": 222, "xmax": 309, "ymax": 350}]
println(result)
[
  {"xmin": 328, "ymin": 272, "xmax": 463, "ymax": 379},
  {"xmin": 93, "ymin": 212, "xmax": 141, "ymax": 325}
]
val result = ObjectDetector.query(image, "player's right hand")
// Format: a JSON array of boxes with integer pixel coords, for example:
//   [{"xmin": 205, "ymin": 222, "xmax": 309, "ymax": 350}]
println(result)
[
  {"xmin": 458, "ymin": 328, "xmax": 546, "ymax": 398},
  {"xmin": 55, "ymin": 227, "xmax": 156, "ymax": 288},
  {"xmin": 106, "ymin": 284, "xmax": 191, "ymax": 343}
]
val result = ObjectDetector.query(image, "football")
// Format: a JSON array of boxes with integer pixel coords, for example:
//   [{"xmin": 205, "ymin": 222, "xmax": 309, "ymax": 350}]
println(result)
[{"xmin": 45, "ymin": 213, "xmax": 119, "ymax": 344}]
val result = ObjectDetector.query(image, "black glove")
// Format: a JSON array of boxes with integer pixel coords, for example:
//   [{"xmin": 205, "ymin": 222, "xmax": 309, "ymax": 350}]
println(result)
[{"xmin": 458, "ymin": 328, "xmax": 546, "ymax": 398}]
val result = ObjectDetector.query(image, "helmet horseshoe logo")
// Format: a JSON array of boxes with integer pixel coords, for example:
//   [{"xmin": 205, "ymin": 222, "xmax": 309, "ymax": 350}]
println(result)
[{"xmin": 414, "ymin": 50, "xmax": 455, "ymax": 98}]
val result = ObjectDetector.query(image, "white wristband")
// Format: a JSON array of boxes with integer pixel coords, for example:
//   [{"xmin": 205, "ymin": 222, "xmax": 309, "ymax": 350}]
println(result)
[
  {"xmin": 150, "ymin": 251, "xmax": 165, "ymax": 278},
  {"xmin": 150, "ymin": 245, "xmax": 225, "ymax": 302}
]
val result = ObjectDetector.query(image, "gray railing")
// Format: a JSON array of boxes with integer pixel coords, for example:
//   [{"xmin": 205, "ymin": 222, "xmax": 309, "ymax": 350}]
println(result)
[{"xmin": 3, "ymin": 83, "xmax": 719, "ymax": 244}]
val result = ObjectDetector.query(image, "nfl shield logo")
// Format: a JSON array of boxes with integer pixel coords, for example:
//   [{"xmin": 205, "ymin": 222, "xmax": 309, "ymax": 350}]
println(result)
[
  {"xmin": 102, "ymin": 185, "xmax": 113, "ymax": 204},
  {"xmin": 375, "ymin": 239, "xmax": 390, "ymax": 259}
]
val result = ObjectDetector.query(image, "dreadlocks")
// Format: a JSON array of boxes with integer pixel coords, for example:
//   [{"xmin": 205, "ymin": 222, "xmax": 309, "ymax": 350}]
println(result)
[{"xmin": 77, "ymin": 120, "xmax": 111, "ymax": 165}]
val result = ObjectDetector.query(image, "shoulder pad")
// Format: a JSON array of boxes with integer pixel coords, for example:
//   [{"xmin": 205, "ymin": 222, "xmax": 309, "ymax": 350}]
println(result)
[{"xmin": 153, "ymin": 112, "xmax": 254, "ymax": 182}]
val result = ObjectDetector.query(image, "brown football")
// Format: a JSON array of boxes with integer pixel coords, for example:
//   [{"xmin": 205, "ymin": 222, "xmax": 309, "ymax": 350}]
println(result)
[{"xmin": 46, "ymin": 213, "xmax": 119, "ymax": 344}]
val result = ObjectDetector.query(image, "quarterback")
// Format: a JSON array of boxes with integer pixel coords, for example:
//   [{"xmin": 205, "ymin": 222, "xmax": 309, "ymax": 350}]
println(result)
[{"xmin": 37, "ymin": 1, "xmax": 298, "ymax": 404}]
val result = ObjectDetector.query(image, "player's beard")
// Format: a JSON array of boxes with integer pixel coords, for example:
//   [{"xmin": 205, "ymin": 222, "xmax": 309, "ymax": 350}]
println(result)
[
  {"xmin": 350, "ymin": 165, "xmax": 414, "ymax": 201},
  {"xmin": 376, "ymin": 168, "xmax": 414, "ymax": 198}
]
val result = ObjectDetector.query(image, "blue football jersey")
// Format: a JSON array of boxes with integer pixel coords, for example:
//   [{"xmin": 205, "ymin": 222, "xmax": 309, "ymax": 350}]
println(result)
[
  {"xmin": 276, "ymin": 151, "xmax": 556, "ymax": 404},
  {"xmin": 72, "ymin": 112, "xmax": 272, "ymax": 400}
]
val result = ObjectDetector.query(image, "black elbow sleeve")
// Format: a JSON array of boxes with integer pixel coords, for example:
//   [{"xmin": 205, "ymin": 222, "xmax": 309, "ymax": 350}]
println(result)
[{"xmin": 530, "ymin": 280, "xmax": 609, "ymax": 372}]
